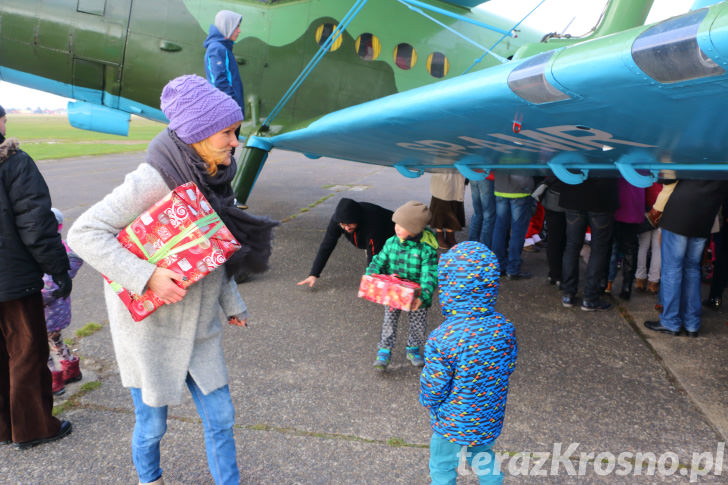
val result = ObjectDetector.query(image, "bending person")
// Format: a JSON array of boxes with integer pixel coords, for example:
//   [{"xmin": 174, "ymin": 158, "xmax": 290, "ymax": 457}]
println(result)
[
  {"xmin": 68, "ymin": 75, "xmax": 278, "ymax": 485},
  {"xmin": 298, "ymin": 198, "xmax": 394, "ymax": 288}
]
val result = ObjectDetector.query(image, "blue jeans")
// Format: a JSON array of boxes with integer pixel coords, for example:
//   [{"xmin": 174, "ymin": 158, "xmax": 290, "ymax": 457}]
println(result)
[
  {"xmin": 130, "ymin": 375, "xmax": 239, "ymax": 484},
  {"xmin": 492, "ymin": 196, "xmax": 533, "ymax": 275},
  {"xmin": 659, "ymin": 229, "xmax": 706, "ymax": 332},
  {"xmin": 468, "ymin": 178, "xmax": 496, "ymax": 248},
  {"xmin": 429, "ymin": 433, "xmax": 502, "ymax": 485},
  {"xmin": 561, "ymin": 210, "xmax": 614, "ymax": 303}
]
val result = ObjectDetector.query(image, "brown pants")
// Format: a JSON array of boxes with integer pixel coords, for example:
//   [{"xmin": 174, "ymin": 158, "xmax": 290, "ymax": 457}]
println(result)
[{"xmin": 0, "ymin": 293, "xmax": 61, "ymax": 443}]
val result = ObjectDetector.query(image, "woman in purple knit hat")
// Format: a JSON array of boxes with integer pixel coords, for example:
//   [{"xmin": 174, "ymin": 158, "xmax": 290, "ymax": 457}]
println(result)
[{"xmin": 68, "ymin": 74, "xmax": 278, "ymax": 485}]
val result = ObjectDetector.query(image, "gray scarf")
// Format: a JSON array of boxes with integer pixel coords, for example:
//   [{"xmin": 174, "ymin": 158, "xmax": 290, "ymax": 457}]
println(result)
[{"xmin": 146, "ymin": 129, "xmax": 279, "ymax": 278}]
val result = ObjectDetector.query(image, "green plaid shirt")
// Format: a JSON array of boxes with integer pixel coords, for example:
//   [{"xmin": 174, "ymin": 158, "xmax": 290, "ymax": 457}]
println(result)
[{"xmin": 365, "ymin": 230, "xmax": 438, "ymax": 307}]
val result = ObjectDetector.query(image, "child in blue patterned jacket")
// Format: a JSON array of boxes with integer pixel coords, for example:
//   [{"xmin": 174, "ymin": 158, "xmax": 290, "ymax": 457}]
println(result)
[{"xmin": 420, "ymin": 241, "xmax": 517, "ymax": 484}]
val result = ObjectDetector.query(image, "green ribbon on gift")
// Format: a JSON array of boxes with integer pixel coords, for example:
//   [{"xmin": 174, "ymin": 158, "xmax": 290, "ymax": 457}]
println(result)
[
  {"xmin": 124, "ymin": 213, "xmax": 225, "ymax": 265},
  {"xmin": 108, "ymin": 280, "xmax": 124, "ymax": 293}
]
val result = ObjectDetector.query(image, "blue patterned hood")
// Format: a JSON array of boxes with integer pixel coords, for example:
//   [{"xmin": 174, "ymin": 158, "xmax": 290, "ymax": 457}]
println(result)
[{"xmin": 438, "ymin": 241, "xmax": 500, "ymax": 318}]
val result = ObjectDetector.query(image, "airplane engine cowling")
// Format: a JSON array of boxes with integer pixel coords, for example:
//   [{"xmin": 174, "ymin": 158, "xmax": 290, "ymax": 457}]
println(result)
[{"xmin": 67, "ymin": 101, "xmax": 130, "ymax": 136}]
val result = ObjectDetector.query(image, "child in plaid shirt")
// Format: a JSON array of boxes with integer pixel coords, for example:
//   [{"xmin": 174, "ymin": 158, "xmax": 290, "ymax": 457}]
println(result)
[{"xmin": 365, "ymin": 201, "xmax": 439, "ymax": 371}]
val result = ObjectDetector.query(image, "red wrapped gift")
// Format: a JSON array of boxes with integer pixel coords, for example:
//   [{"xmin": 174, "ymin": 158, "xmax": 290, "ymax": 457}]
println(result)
[
  {"xmin": 104, "ymin": 182, "xmax": 241, "ymax": 322},
  {"xmin": 358, "ymin": 273, "xmax": 421, "ymax": 311}
]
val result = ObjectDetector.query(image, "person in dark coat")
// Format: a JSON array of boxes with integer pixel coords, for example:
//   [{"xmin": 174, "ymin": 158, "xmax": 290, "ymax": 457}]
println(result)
[
  {"xmin": 704, "ymin": 198, "xmax": 728, "ymax": 310},
  {"xmin": 0, "ymin": 104, "xmax": 73, "ymax": 449},
  {"xmin": 559, "ymin": 177, "xmax": 618, "ymax": 311},
  {"xmin": 644, "ymin": 180, "xmax": 728, "ymax": 336},
  {"xmin": 297, "ymin": 198, "xmax": 395, "ymax": 288},
  {"xmin": 535, "ymin": 176, "xmax": 567, "ymax": 288}
]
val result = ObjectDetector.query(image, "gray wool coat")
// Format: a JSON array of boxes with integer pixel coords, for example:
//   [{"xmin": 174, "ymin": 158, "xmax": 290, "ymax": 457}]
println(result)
[{"xmin": 67, "ymin": 163, "xmax": 246, "ymax": 407}]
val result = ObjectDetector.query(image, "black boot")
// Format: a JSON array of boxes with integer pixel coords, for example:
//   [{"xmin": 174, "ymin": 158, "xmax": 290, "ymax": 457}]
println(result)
[
  {"xmin": 444, "ymin": 231, "xmax": 456, "ymax": 249},
  {"xmin": 435, "ymin": 230, "xmax": 449, "ymax": 250}
]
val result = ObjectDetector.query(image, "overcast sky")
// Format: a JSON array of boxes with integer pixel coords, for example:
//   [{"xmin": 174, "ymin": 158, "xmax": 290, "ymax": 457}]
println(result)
[
  {"xmin": 480, "ymin": 0, "xmax": 695, "ymax": 36},
  {"xmin": 0, "ymin": 0, "xmax": 697, "ymax": 110}
]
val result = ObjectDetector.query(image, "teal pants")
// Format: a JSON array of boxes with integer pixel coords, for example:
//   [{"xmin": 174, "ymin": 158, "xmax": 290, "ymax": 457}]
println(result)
[{"xmin": 429, "ymin": 433, "xmax": 503, "ymax": 485}]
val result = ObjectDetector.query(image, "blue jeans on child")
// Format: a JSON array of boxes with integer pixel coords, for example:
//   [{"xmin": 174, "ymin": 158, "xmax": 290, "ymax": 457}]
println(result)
[
  {"xmin": 429, "ymin": 433, "xmax": 503, "ymax": 485},
  {"xmin": 130, "ymin": 375, "xmax": 239, "ymax": 484}
]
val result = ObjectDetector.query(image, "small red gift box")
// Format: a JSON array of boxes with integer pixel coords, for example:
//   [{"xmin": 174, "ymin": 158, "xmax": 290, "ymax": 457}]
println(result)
[
  {"xmin": 105, "ymin": 182, "xmax": 241, "ymax": 322},
  {"xmin": 358, "ymin": 274, "xmax": 421, "ymax": 311}
]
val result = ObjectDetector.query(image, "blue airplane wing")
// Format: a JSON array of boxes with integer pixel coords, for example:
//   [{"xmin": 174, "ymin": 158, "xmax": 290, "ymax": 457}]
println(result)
[{"xmin": 259, "ymin": 5, "xmax": 728, "ymax": 187}]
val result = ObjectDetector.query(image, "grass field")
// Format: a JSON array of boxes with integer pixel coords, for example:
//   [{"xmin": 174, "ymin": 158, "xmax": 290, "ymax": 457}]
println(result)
[{"xmin": 6, "ymin": 114, "xmax": 165, "ymax": 160}]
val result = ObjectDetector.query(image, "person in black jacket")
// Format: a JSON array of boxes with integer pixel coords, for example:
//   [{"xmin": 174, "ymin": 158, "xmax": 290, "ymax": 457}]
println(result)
[
  {"xmin": 298, "ymin": 198, "xmax": 395, "ymax": 288},
  {"xmin": 0, "ymin": 105, "xmax": 73, "ymax": 449},
  {"xmin": 644, "ymin": 180, "xmax": 728, "ymax": 337},
  {"xmin": 704, "ymin": 198, "xmax": 728, "ymax": 311},
  {"xmin": 559, "ymin": 177, "xmax": 618, "ymax": 312}
]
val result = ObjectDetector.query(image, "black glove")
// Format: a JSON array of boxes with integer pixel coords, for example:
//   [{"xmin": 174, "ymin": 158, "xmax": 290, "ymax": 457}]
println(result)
[{"xmin": 52, "ymin": 271, "xmax": 72, "ymax": 299}]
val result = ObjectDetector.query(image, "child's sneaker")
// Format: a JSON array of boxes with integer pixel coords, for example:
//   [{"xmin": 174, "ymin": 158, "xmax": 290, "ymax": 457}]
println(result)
[
  {"xmin": 406, "ymin": 346, "xmax": 425, "ymax": 367},
  {"xmin": 61, "ymin": 357, "xmax": 82, "ymax": 383},
  {"xmin": 51, "ymin": 370, "xmax": 65, "ymax": 396},
  {"xmin": 372, "ymin": 348, "xmax": 391, "ymax": 371}
]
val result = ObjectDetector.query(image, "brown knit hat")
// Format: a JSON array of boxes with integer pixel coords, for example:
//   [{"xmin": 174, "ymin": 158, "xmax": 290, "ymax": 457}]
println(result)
[{"xmin": 392, "ymin": 201, "xmax": 431, "ymax": 235}]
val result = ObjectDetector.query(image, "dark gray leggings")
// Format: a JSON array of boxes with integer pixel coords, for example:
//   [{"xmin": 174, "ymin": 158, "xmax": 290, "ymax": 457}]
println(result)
[{"xmin": 378, "ymin": 306, "xmax": 428, "ymax": 350}]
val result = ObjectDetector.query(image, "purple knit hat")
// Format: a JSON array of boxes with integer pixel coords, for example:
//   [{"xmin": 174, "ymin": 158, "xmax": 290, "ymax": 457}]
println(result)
[{"xmin": 160, "ymin": 74, "xmax": 242, "ymax": 144}]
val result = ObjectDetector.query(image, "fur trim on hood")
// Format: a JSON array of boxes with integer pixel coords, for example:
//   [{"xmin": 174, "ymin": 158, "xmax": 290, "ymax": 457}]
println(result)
[{"xmin": 0, "ymin": 138, "xmax": 20, "ymax": 163}]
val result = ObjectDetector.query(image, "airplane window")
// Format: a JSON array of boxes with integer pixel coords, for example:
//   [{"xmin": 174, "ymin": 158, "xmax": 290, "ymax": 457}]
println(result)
[
  {"xmin": 427, "ymin": 52, "xmax": 449, "ymax": 78},
  {"xmin": 632, "ymin": 9, "xmax": 724, "ymax": 83},
  {"xmin": 315, "ymin": 23, "xmax": 343, "ymax": 52},
  {"xmin": 356, "ymin": 33, "xmax": 381, "ymax": 61},
  {"xmin": 507, "ymin": 51, "xmax": 570, "ymax": 104},
  {"xmin": 394, "ymin": 43, "xmax": 417, "ymax": 70}
]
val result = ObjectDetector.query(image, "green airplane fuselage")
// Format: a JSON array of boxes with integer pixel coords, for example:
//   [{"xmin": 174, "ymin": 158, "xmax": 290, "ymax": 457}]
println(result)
[{"xmin": 0, "ymin": 0, "xmax": 542, "ymax": 136}]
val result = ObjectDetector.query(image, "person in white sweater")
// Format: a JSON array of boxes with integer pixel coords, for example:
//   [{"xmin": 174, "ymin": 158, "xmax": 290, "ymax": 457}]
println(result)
[{"xmin": 68, "ymin": 75, "xmax": 278, "ymax": 485}]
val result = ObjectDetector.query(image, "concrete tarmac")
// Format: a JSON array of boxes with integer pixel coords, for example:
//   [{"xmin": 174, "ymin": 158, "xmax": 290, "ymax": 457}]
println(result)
[{"xmin": 2, "ymin": 150, "xmax": 727, "ymax": 484}]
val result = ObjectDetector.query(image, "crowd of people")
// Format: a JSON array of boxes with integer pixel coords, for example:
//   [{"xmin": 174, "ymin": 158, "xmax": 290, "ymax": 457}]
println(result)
[
  {"xmin": 2, "ymin": 9, "xmax": 727, "ymax": 485},
  {"xmin": 462, "ymin": 172, "xmax": 728, "ymax": 328}
]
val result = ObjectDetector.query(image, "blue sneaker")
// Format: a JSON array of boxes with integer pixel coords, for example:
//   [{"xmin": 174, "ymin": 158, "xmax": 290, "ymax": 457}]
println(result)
[
  {"xmin": 561, "ymin": 294, "xmax": 577, "ymax": 308},
  {"xmin": 406, "ymin": 346, "xmax": 425, "ymax": 367},
  {"xmin": 373, "ymin": 348, "xmax": 391, "ymax": 371},
  {"xmin": 581, "ymin": 299, "xmax": 612, "ymax": 312}
]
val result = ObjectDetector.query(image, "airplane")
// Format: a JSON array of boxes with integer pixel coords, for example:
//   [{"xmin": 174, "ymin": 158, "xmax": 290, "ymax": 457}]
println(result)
[{"xmin": 1, "ymin": 0, "xmax": 727, "ymax": 204}]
